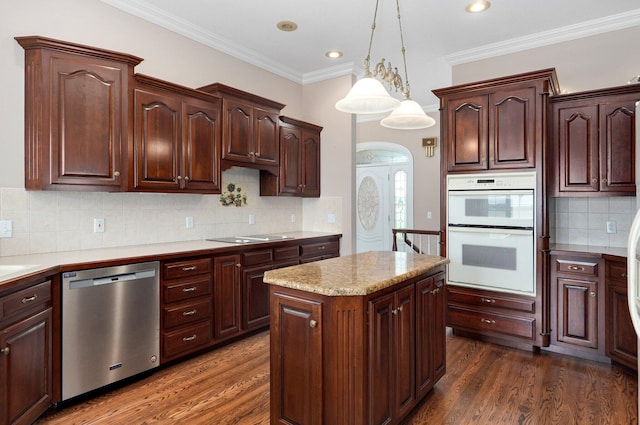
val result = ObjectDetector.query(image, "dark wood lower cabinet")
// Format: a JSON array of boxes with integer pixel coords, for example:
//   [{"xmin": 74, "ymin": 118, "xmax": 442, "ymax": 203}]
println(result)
[
  {"xmin": 214, "ymin": 254, "xmax": 242, "ymax": 339},
  {"xmin": 605, "ymin": 257, "xmax": 638, "ymax": 370},
  {"xmin": 0, "ymin": 278, "xmax": 54, "ymax": 425},
  {"xmin": 269, "ymin": 265, "xmax": 446, "ymax": 425}
]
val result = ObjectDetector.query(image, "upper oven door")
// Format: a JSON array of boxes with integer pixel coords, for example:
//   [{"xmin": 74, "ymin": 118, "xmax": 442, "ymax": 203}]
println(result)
[{"xmin": 448, "ymin": 189, "xmax": 534, "ymax": 228}]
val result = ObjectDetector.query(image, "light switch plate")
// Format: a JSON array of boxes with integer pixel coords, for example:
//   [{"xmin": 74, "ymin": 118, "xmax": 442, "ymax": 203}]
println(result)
[{"xmin": 0, "ymin": 220, "xmax": 12, "ymax": 238}]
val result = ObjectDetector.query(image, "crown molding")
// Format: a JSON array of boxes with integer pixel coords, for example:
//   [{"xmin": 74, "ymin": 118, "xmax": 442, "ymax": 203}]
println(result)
[{"xmin": 445, "ymin": 8, "xmax": 640, "ymax": 65}]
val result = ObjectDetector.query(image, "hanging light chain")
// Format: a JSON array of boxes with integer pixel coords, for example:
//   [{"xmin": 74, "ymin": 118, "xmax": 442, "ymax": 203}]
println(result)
[
  {"xmin": 395, "ymin": 0, "xmax": 411, "ymax": 100},
  {"xmin": 364, "ymin": 0, "xmax": 382, "ymax": 78}
]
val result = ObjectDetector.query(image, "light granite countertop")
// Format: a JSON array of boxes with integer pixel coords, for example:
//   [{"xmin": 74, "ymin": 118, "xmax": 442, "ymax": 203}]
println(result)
[
  {"xmin": 264, "ymin": 251, "xmax": 449, "ymax": 296},
  {"xmin": 0, "ymin": 231, "xmax": 340, "ymax": 288}
]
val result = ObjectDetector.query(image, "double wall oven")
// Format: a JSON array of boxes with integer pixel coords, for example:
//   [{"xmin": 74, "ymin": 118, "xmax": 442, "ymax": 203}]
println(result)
[{"xmin": 446, "ymin": 172, "xmax": 536, "ymax": 295}]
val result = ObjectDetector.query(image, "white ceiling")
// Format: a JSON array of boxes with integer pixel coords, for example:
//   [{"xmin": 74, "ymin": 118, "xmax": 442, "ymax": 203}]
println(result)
[{"xmin": 100, "ymin": 0, "xmax": 640, "ymax": 109}]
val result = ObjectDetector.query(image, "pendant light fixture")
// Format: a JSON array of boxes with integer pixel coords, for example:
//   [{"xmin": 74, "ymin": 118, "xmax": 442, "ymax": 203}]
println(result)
[
  {"xmin": 335, "ymin": 0, "xmax": 434, "ymax": 130},
  {"xmin": 335, "ymin": 0, "xmax": 400, "ymax": 114}
]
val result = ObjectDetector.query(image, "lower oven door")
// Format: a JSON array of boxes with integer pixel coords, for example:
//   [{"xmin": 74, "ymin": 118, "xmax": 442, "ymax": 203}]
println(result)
[{"xmin": 447, "ymin": 226, "xmax": 535, "ymax": 295}]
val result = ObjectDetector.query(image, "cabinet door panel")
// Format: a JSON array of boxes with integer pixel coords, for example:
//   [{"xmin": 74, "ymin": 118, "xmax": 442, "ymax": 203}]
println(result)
[
  {"xmin": 50, "ymin": 59, "xmax": 123, "ymax": 187},
  {"xmin": 394, "ymin": 285, "xmax": 416, "ymax": 419},
  {"xmin": 0, "ymin": 308, "xmax": 53, "ymax": 425},
  {"xmin": 270, "ymin": 291, "xmax": 322, "ymax": 425},
  {"xmin": 222, "ymin": 99, "xmax": 253, "ymax": 161},
  {"xmin": 254, "ymin": 109, "xmax": 279, "ymax": 166},
  {"xmin": 279, "ymin": 126, "xmax": 302, "ymax": 194},
  {"xmin": 134, "ymin": 88, "xmax": 182, "ymax": 190},
  {"xmin": 214, "ymin": 255, "xmax": 242, "ymax": 339},
  {"xmin": 599, "ymin": 102, "xmax": 635, "ymax": 193},
  {"xmin": 301, "ymin": 131, "xmax": 321, "ymax": 196},
  {"xmin": 606, "ymin": 283, "xmax": 638, "ymax": 369},
  {"xmin": 489, "ymin": 87, "xmax": 536, "ymax": 169},
  {"xmin": 243, "ymin": 264, "xmax": 272, "ymax": 330},
  {"xmin": 557, "ymin": 278, "xmax": 598, "ymax": 348},
  {"xmin": 556, "ymin": 104, "xmax": 599, "ymax": 193},
  {"xmin": 368, "ymin": 292, "xmax": 394, "ymax": 425},
  {"xmin": 447, "ymin": 95, "xmax": 488, "ymax": 171},
  {"xmin": 182, "ymin": 99, "xmax": 221, "ymax": 192}
]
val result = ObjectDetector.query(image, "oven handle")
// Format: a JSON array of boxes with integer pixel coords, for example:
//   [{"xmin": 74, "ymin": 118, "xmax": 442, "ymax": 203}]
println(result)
[
  {"xmin": 448, "ymin": 226, "xmax": 533, "ymax": 236},
  {"xmin": 447, "ymin": 189, "xmax": 534, "ymax": 196}
]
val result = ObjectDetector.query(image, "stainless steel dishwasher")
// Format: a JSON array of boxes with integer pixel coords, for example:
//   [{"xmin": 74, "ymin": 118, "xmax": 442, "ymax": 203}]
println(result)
[{"xmin": 61, "ymin": 261, "xmax": 160, "ymax": 401}]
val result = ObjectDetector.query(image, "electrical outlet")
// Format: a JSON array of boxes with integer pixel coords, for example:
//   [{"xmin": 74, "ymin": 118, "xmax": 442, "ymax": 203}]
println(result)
[
  {"xmin": 0, "ymin": 220, "xmax": 12, "ymax": 238},
  {"xmin": 327, "ymin": 213, "xmax": 336, "ymax": 224},
  {"xmin": 291, "ymin": 213, "xmax": 296, "ymax": 223},
  {"xmin": 93, "ymin": 218, "xmax": 105, "ymax": 233},
  {"xmin": 186, "ymin": 216, "xmax": 194, "ymax": 229},
  {"xmin": 606, "ymin": 220, "xmax": 617, "ymax": 234},
  {"xmin": 427, "ymin": 211, "xmax": 433, "ymax": 219},
  {"xmin": 249, "ymin": 214, "xmax": 255, "ymax": 225}
]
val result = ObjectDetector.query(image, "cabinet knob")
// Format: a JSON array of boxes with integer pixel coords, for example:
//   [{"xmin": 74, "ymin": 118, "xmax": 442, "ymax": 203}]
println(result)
[
  {"xmin": 431, "ymin": 288, "xmax": 440, "ymax": 295},
  {"xmin": 114, "ymin": 171, "xmax": 120, "ymax": 177},
  {"xmin": 184, "ymin": 176, "xmax": 190, "ymax": 182},
  {"xmin": 309, "ymin": 320, "xmax": 317, "ymax": 328},
  {"xmin": 255, "ymin": 152, "xmax": 261, "ymax": 157},
  {"xmin": 236, "ymin": 263, "xmax": 241, "ymax": 268},
  {"xmin": 590, "ymin": 291, "xmax": 596, "ymax": 297},
  {"xmin": 592, "ymin": 178, "xmax": 598, "ymax": 184},
  {"xmin": 1, "ymin": 347, "xmax": 9, "ymax": 355},
  {"xmin": 601, "ymin": 178, "xmax": 608, "ymax": 184},
  {"xmin": 621, "ymin": 273, "xmax": 627, "ymax": 278},
  {"xmin": 176, "ymin": 176, "xmax": 182, "ymax": 181}
]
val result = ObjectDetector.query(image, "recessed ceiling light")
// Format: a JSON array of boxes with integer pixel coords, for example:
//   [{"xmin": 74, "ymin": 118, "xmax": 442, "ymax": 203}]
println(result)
[
  {"xmin": 325, "ymin": 50, "xmax": 343, "ymax": 59},
  {"xmin": 465, "ymin": 0, "xmax": 490, "ymax": 13},
  {"xmin": 277, "ymin": 20, "xmax": 298, "ymax": 32}
]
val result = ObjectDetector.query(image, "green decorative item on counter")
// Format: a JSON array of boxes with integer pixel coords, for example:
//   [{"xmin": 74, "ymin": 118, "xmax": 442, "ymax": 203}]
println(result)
[{"xmin": 220, "ymin": 182, "xmax": 247, "ymax": 207}]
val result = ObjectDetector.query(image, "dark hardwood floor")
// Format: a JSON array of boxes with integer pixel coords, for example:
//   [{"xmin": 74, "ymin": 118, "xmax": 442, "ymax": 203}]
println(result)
[{"xmin": 37, "ymin": 329, "xmax": 637, "ymax": 425}]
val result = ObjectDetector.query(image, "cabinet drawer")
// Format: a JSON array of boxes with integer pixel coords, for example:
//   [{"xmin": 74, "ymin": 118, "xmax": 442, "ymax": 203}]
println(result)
[
  {"xmin": 448, "ymin": 305, "xmax": 536, "ymax": 340},
  {"xmin": 300, "ymin": 240, "xmax": 339, "ymax": 258},
  {"xmin": 274, "ymin": 245, "xmax": 299, "ymax": 261},
  {"xmin": 163, "ymin": 258, "xmax": 212, "ymax": 280},
  {"xmin": 243, "ymin": 249, "xmax": 273, "ymax": 266},
  {"xmin": 163, "ymin": 298, "xmax": 213, "ymax": 329},
  {"xmin": 606, "ymin": 260, "xmax": 627, "ymax": 282},
  {"xmin": 0, "ymin": 280, "xmax": 51, "ymax": 322},
  {"xmin": 163, "ymin": 276, "xmax": 212, "ymax": 303},
  {"xmin": 555, "ymin": 258, "xmax": 599, "ymax": 277},
  {"xmin": 447, "ymin": 287, "xmax": 535, "ymax": 313},
  {"xmin": 163, "ymin": 320, "xmax": 213, "ymax": 359}
]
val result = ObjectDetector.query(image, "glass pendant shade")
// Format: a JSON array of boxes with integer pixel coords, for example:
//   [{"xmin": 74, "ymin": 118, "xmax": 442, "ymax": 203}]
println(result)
[
  {"xmin": 335, "ymin": 77, "xmax": 401, "ymax": 114},
  {"xmin": 380, "ymin": 99, "xmax": 436, "ymax": 130}
]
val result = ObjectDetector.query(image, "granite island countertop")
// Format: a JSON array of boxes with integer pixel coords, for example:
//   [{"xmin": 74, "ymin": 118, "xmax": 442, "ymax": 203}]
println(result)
[{"xmin": 263, "ymin": 251, "xmax": 449, "ymax": 296}]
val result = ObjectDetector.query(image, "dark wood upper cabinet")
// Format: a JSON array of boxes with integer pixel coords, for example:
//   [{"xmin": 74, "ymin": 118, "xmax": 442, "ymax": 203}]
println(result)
[
  {"xmin": 198, "ymin": 83, "xmax": 285, "ymax": 172},
  {"xmin": 15, "ymin": 36, "xmax": 142, "ymax": 191},
  {"xmin": 132, "ymin": 75, "xmax": 222, "ymax": 193},
  {"xmin": 550, "ymin": 84, "xmax": 640, "ymax": 196},
  {"xmin": 433, "ymin": 69, "xmax": 558, "ymax": 173},
  {"xmin": 260, "ymin": 116, "xmax": 322, "ymax": 197}
]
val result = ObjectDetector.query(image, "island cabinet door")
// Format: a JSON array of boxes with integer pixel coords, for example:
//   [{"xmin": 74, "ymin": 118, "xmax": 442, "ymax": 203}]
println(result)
[
  {"xmin": 270, "ymin": 290, "xmax": 323, "ymax": 425},
  {"xmin": 368, "ymin": 284, "xmax": 416, "ymax": 425}
]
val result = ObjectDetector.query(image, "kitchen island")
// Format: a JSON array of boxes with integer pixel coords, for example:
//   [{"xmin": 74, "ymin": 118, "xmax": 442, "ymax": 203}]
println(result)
[{"xmin": 264, "ymin": 251, "xmax": 449, "ymax": 425}]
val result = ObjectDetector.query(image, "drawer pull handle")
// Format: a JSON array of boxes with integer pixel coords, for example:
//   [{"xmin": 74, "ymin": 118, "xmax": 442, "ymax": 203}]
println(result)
[
  {"xmin": 183, "ymin": 335, "xmax": 197, "ymax": 342},
  {"xmin": 21, "ymin": 295, "xmax": 37, "ymax": 304},
  {"xmin": 309, "ymin": 320, "xmax": 317, "ymax": 328},
  {"xmin": 480, "ymin": 318, "xmax": 496, "ymax": 325},
  {"xmin": 318, "ymin": 246, "xmax": 326, "ymax": 250},
  {"xmin": 480, "ymin": 297, "xmax": 495, "ymax": 304},
  {"xmin": 182, "ymin": 287, "xmax": 197, "ymax": 293},
  {"xmin": 1, "ymin": 347, "xmax": 9, "ymax": 355},
  {"xmin": 568, "ymin": 266, "xmax": 585, "ymax": 271},
  {"xmin": 182, "ymin": 309, "xmax": 197, "ymax": 316},
  {"xmin": 182, "ymin": 266, "xmax": 197, "ymax": 272}
]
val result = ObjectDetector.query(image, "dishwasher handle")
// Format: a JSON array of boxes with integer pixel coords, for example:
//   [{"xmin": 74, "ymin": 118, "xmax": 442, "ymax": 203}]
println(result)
[{"xmin": 69, "ymin": 269, "xmax": 157, "ymax": 289}]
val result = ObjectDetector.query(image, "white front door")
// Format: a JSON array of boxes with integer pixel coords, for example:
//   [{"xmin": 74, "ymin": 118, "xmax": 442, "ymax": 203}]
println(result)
[{"xmin": 356, "ymin": 164, "xmax": 390, "ymax": 252}]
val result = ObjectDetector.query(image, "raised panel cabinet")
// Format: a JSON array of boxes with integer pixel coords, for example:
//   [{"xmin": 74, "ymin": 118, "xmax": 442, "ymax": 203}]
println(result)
[
  {"xmin": 0, "ymin": 278, "xmax": 54, "ymax": 425},
  {"xmin": 261, "ymin": 116, "xmax": 322, "ymax": 197},
  {"xmin": 16, "ymin": 36, "xmax": 142, "ymax": 191},
  {"xmin": 550, "ymin": 85, "xmax": 640, "ymax": 196},
  {"xmin": 433, "ymin": 69, "xmax": 558, "ymax": 173},
  {"xmin": 198, "ymin": 83, "xmax": 285, "ymax": 171},
  {"xmin": 605, "ymin": 257, "xmax": 637, "ymax": 370},
  {"xmin": 214, "ymin": 254, "xmax": 242, "ymax": 340},
  {"xmin": 133, "ymin": 75, "xmax": 222, "ymax": 193}
]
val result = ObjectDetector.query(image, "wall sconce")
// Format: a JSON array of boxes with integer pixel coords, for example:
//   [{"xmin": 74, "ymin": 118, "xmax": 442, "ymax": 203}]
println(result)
[{"xmin": 422, "ymin": 137, "xmax": 437, "ymax": 157}]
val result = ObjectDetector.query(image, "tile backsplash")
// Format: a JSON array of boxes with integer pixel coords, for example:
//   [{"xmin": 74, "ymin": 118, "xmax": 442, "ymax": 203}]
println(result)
[
  {"xmin": 0, "ymin": 168, "xmax": 341, "ymax": 257},
  {"xmin": 549, "ymin": 196, "xmax": 636, "ymax": 248}
]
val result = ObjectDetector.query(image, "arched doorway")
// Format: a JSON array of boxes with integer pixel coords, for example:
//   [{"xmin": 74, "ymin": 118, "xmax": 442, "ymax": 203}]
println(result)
[{"xmin": 356, "ymin": 142, "xmax": 413, "ymax": 253}]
